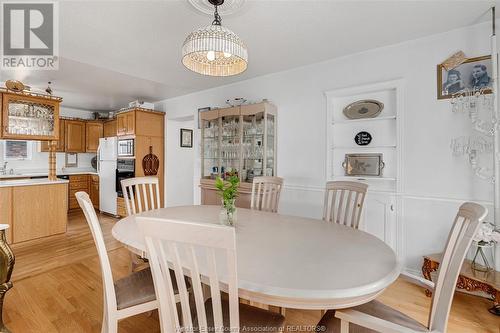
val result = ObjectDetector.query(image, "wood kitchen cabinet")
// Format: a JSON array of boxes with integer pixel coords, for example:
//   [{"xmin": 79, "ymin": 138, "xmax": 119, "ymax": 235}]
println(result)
[
  {"xmin": 1, "ymin": 91, "xmax": 62, "ymax": 141},
  {"xmin": 41, "ymin": 119, "xmax": 65, "ymax": 152},
  {"xmin": 103, "ymin": 119, "xmax": 116, "ymax": 137},
  {"xmin": 12, "ymin": 183, "xmax": 67, "ymax": 243},
  {"xmin": 0, "ymin": 187, "xmax": 12, "ymax": 243},
  {"xmin": 89, "ymin": 175, "xmax": 99, "ymax": 209},
  {"xmin": 65, "ymin": 120, "xmax": 86, "ymax": 153},
  {"xmin": 85, "ymin": 121, "xmax": 103, "ymax": 152},
  {"xmin": 68, "ymin": 174, "xmax": 89, "ymax": 210},
  {"xmin": 117, "ymin": 111, "xmax": 135, "ymax": 136}
]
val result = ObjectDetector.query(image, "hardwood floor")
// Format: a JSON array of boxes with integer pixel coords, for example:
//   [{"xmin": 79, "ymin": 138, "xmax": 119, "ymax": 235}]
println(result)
[{"xmin": 3, "ymin": 212, "xmax": 500, "ymax": 332}]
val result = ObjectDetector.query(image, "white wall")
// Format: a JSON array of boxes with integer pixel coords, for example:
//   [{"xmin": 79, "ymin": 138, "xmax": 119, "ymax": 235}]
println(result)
[
  {"xmin": 0, "ymin": 106, "xmax": 97, "ymax": 172},
  {"xmin": 165, "ymin": 118, "xmax": 195, "ymax": 207},
  {"xmin": 156, "ymin": 22, "xmax": 497, "ymax": 271}
]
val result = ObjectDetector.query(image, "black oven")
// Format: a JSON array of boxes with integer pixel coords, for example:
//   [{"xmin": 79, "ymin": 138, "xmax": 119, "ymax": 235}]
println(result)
[{"xmin": 116, "ymin": 159, "xmax": 135, "ymax": 197}]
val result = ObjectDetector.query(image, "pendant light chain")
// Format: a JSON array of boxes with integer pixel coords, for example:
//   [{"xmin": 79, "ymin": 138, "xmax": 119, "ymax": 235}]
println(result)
[{"xmin": 212, "ymin": 5, "xmax": 222, "ymax": 26}]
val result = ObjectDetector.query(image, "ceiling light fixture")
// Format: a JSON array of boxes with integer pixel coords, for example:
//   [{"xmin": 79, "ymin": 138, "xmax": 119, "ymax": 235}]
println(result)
[{"xmin": 182, "ymin": 0, "xmax": 248, "ymax": 77}]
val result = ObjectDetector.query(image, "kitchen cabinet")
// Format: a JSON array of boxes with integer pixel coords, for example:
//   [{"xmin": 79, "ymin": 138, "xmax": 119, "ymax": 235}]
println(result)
[
  {"xmin": 12, "ymin": 183, "xmax": 67, "ymax": 243},
  {"xmin": 68, "ymin": 174, "xmax": 89, "ymax": 210},
  {"xmin": 41, "ymin": 119, "xmax": 65, "ymax": 152},
  {"xmin": 0, "ymin": 187, "xmax": 12, "ymax": 243},
  {"xmin": 85, "ymin": 121, "xmax": 103, "ymax": 152},
  {"xmin": 117, "ymin": 196, "xmax": 127, "ymax": 217},
  {"xmin": 116, "ymin": 109, "xmax": 163, "ymax": 137},
  {"xmin": 89, "ymin": 175, "xmax": 99, "ymax": 209},
  {"xmin": 117, "ymin": 111, "xmax": 135, "ymax": 136},
  {"xmin": 65, "ymin": 120, "xmax": 86, "ymax": 153},
  {"xmin": 103, "ymin": 119, "xmax": 116, "ymax": 137},
  {"xmin": 1, "ymin": 91, "xmax": 62, "ymax": 141}
]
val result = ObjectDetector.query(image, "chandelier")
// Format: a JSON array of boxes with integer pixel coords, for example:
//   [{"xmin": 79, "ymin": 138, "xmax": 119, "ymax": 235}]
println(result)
[{"xmin": 182, "ymin": 0, "xmax": 248, "ymax": 76}]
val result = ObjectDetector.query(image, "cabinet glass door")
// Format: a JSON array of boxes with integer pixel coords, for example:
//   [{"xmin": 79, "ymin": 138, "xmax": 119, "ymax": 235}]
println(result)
[
  {"xmin": 202, "ymin": 117, "xmax": 220, "ymax": 179},
  {"xmin": 5, "ymin": 99, "xmax": 56, "ymax": 138},
  {"xmin": 265, "ymin": 113, "xmax": 276, "ymax": 177},
  {"xmin": 241, "ymin": 111, "xmax": 265, "ymax": 182},
  {"xmin": 220, "ymin": 115, "xmax": 240, "ymax": 176}
]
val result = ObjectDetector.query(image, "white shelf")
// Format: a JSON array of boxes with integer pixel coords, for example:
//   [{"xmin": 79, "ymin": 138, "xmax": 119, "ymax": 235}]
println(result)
[
  {"xmin": 332, "ymin": 115, "xmax": 396, "ymax": 125},
  {"xmin": 332, "ymin": 176, "xmax": 396, "ymax": 181},
  {"xmin": 332, "ymin": 145, "xmax": 397, "ymax": 149}
]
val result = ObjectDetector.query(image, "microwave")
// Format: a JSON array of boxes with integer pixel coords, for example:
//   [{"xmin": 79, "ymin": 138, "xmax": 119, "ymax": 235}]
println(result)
[{"xmin": 117, "ymin": 139, "xmax": 134, "ymax": 157}]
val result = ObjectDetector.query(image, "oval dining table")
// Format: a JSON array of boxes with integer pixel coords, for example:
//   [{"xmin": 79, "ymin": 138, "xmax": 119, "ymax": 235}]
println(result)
[{"xmin": 112, "ymin": 205, "xmax": 401, "ymax": 310}]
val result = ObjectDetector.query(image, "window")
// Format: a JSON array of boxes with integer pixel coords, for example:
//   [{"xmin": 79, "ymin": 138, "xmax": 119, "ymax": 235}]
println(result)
[{"xmin": 3, "ymin": 140, "xmax": 32, "ymax": 160}]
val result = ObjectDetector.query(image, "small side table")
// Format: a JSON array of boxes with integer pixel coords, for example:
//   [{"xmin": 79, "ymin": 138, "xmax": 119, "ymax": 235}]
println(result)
[{"xmin": 422, "ymin": 253, "xmax": 500, "ymax": 316}]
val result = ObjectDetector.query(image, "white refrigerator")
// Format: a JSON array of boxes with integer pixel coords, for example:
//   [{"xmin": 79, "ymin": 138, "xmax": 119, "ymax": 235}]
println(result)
[{"xmin": 98, "ymin": 137, "xmax": 117, "ymax": 215}]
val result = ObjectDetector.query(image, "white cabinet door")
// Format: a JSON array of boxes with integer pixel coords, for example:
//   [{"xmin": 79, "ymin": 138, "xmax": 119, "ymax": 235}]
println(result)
[{"xmin": 360, "ymin": 192, "xmax": 397, "ymax": 250}]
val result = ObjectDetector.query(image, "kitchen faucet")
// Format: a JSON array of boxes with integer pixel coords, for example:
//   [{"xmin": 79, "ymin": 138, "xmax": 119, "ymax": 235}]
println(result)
[{"xmin": 0, "ymin": 162, "xmax": 7, "ymax": 175}]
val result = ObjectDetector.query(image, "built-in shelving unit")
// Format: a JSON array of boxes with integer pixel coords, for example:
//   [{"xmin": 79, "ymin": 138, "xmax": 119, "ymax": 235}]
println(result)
[{"xmin": 325, "ymin": 79, "xmax": 404, "ymax": 255}]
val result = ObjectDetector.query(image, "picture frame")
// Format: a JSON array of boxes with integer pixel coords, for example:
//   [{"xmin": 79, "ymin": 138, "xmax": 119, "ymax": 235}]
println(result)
[
  {"xmin": 180, "ymin": 128, "xmax": 193, "ymax": 148},
  {"xmin": 65, "ymin": 153, "xmax": 78, "ymax": 167},
  {"xmin": 437, "ymin": 55, "xmax": 492, "ymax": 99}
]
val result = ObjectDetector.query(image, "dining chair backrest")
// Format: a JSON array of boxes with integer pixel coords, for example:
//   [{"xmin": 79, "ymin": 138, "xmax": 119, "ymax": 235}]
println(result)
[
  {"xmin": 75, "ymin": 191, "xmax": 117, "ymax": 312},
  {"xmin": 121, "ymin": 176, "xmax": 161, "ymax": 216},
  {"xmin": 322, "ymin": 181, "xmax": 368, "ymax": 229},
  {"xmin": 251, "ymin": 176, "xmax": 284, "ymax": 213},
  {"xmin": 138, "ymin": 217, "xmax": 239, "ymax": 333},
  {"xmin": 428, "ymin": 202, "xmax": 487, "ymax": 333}
]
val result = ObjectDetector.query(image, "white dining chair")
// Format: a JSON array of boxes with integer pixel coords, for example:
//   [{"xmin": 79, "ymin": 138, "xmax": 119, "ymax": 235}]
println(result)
[
  {"xmin": 75, "ymin": 191, "xmax": 158, "ymax": 333},
  {"xmin": 121, "ymin": 176, "xmax": 161, "ymax": 272},
  {"xmin": 317, "ymin": 202, "xmax": 487, "ymax": 333},
  {"xmin": 121, "ymin": 176, "xmax": 161, "ymax": 216},
  {"xmin": 251, "ymin": 176, "xmax": 284, "ymax": 213},
  {"xmin": 137, "ymin": 217, "xmax": 286, "ymax": 333},
  {"xmin": 322, "ymin": 181, "xmax": 368, "ymax": 229}
]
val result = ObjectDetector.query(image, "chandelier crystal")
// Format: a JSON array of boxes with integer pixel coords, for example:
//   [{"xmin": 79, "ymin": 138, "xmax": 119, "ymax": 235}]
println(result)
[{"xmin": 182, "ymin": 0, "xmax": 248, "ymax": 76}]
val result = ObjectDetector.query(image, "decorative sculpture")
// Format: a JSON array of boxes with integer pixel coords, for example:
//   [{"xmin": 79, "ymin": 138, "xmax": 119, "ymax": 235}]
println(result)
[{"xmin": 0, "ymin": 225, "xmax": 14, "ymax": 333}]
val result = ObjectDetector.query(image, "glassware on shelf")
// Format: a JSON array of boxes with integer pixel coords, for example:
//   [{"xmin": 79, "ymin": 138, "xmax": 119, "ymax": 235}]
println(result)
[
  {"xmin": 200, "ymin": 102, "xmax": 277, "ymax": 182},
  {"xmin": 5, "ymin": 100, "xmax": 56, "ymax": 137}
]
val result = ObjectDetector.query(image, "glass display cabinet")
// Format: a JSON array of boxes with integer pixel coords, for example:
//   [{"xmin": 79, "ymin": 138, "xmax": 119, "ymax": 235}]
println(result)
[
  {"xmin": 1, "ymin": 91, "xmax": 61, "ymax": 141},
  {"xmin": 200, "ymin": 101, "xmax": 277, "ymax": 208}
]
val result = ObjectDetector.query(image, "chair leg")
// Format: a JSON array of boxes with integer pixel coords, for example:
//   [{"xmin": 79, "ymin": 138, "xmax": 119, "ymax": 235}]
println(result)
[
  {"xmin": 101, "ymin": 311, "xmax": 118, "ymax": 333},
  {"xmin": 279, "ymin": 306, "xmax": 286, "ymax": 316},
  {"xmin": 340, "ymin": 320, "xmax": 349, "ymax": 333}
]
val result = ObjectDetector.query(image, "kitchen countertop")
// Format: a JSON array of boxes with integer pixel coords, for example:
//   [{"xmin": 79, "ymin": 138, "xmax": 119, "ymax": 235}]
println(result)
[
  {"xmin": 0, "ymin": 178, "xmax": 69, "ymax": 188},
  {"xmin": 0, "ymin": 169, "xmax": 98, "ymax": 179}
]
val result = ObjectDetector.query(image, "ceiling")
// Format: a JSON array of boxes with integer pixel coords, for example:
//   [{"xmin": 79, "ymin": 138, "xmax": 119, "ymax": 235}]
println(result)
[{"xmin": 0, "ymin": 0, "xmax": 495, "ymax": 111}]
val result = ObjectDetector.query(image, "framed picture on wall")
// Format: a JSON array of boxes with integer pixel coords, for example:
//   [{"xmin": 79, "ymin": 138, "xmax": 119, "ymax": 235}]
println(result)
[
  {"xmin": 437, "ymin": 55, "xmax": 492, "ymax": 99},
  {"xmin": 180, "ymin": 128, "xmax": 193, "ymax": 148}
]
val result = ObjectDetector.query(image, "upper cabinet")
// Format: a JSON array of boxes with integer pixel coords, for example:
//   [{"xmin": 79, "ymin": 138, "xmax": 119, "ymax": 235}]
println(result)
[
  {"xmin": 65, "ymin": 120, "xmax": 86, "ymax": 153},
  {"xmin": 1, "ymin": 91, "xmax": 61, "ymax": 141},
  {"xmin": 117, "ymin": 111, "xmax": 135, "ymax": 136},
  {"xmin": 41, "ymin": 119, "xmax": 65, "ymax": 152},
  {"xmin": 116, "ymin": 108, "xmax": 164, "ymax": 137},
  {"xmin": 85, "ymin": 121, "xmax": 103, "ymax": 152},
  {"xmin": 103, "ymin": 119, "xmax": 117, "ymax": 137}
]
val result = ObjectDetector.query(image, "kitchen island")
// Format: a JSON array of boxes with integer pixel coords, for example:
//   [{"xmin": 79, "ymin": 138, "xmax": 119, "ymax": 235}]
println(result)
[{"xmin": 0, "ymin": 179, "xmax": 68, "ymax": 243}]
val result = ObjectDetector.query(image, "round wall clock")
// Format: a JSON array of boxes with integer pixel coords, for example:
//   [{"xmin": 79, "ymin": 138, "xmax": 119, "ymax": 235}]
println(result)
[{"xmin": 354, "ymin": 131, "xmax": 372, "ymax": 146}]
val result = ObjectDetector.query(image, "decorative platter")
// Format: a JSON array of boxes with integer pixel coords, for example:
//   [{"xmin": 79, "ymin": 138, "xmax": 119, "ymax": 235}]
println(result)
[{"xmin": 343, "ymin": 99, "xmax": 384, "ymax": 119}]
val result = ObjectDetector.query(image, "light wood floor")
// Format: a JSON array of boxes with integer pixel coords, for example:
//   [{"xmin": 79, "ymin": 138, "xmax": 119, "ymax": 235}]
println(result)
[{"xmin": 3, "ymin": 212, "xmax": 500, "ymax": 332}]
